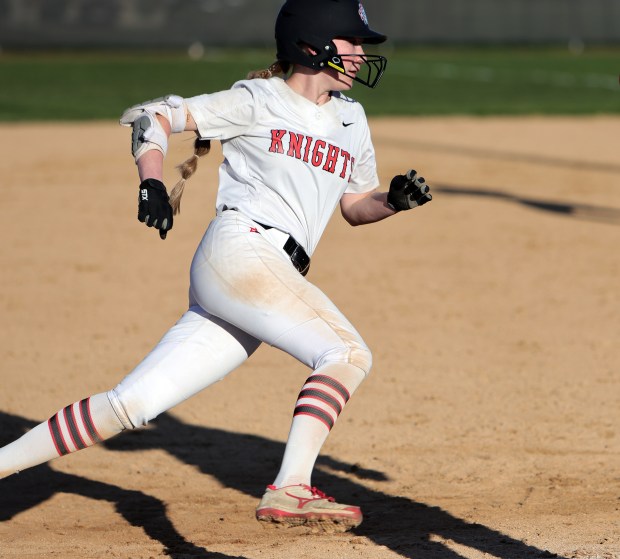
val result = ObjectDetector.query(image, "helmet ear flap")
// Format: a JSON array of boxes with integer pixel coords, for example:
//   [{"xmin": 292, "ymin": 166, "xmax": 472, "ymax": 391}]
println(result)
[
  {"xmin": 295, "ymin": 37, "xmax": 338, "ymax": 71},
  {"xmin": 326, "ymin": 54, "xmax": 345, "ymax": 74},
  {"xmin": 316, "ymin": 42, "xmax": 346, "ymax": 73}
]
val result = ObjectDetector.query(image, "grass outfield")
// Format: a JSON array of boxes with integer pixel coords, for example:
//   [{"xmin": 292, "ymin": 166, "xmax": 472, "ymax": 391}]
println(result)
[{"xmin": 0, "ymin": 47, "xmax": 618, "ymax": 120}]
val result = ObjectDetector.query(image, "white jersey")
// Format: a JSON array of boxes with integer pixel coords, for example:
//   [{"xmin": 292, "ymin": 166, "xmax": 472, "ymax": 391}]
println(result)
[{"xmin": 185, "ymin": 77, "xmax": 379, "ymax": 256}]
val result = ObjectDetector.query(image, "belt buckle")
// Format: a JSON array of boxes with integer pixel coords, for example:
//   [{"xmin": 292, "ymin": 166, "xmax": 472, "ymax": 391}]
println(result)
[
  {"xmin": 281, "ymin": 235, "xmax": 311, "ymax": 276},
  {"xmin": 290, "ymin": 245, "xmax": 310, "ymax": 276}
]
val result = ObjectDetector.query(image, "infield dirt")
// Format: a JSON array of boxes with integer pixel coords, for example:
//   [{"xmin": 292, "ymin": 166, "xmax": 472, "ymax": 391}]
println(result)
[{"xmin": 0, "ymin": 117, "xmax": 618, "ymax": 559}]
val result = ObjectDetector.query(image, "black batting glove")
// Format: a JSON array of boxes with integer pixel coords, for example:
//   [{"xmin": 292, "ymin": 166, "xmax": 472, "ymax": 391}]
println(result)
[
  {"xmin": 138, "ymin": 178, "xmax": 173, "ymax": 240},
  {"xmin": 387, "ymin": 170, "xmax": 432, "ymax": 212}
]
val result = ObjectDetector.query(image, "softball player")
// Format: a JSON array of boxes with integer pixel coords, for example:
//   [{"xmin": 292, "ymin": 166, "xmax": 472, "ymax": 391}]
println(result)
[{"xmin": 0, "ymin": 0, "xmax": 431, "ymax": 531}]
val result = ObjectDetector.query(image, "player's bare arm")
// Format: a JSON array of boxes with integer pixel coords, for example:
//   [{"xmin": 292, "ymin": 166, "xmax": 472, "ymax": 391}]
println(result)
[
  {"xmin": 136, "ymin": 113, "xmax": 196, "ymax": 181},
  {"xmin": 130, "ymin": 109, "xmax": 199, "ymax": 240},
  {"xmin": 340, "ymin": 190, "xmax": 395, "ymax": 225},
  {"xmin": 340, "ymin": 169, "xmax": 433, "ymax": 226},
  {"xmin": 137, "ymin": 149, "xmax": 165, "ymax": 181}
]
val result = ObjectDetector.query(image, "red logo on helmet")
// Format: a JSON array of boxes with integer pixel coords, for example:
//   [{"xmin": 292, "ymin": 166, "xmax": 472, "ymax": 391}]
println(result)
[{"xmin": 358, "ymin": 3, "xmax": 369, "ymax": 25}]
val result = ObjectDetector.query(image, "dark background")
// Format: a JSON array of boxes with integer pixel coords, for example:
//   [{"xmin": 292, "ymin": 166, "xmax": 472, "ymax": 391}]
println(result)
[{"xmin": 1, "ymin": 0, "xmax": 619, "ymax": 49}]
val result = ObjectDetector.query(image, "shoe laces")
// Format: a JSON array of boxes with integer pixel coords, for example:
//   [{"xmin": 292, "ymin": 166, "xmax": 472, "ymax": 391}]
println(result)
[
  {"xmin": 267, "ymin": 484, "xmax": 336, "ymax": 502},
  {"xmin": 308, "ymin": 486, "xmax": 335, "ymax": 502}
]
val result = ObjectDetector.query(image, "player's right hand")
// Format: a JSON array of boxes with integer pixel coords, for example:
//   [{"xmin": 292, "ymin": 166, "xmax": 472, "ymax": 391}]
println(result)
[{"xmin": 138, "ymin": 178, "xmax": 174, "ymax": 240}]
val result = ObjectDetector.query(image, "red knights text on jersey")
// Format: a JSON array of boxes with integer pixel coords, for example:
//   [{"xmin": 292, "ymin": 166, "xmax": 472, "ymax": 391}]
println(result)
[{"xmin": 268, "ymin": 129, "xmax": 355, "ymax": 180}]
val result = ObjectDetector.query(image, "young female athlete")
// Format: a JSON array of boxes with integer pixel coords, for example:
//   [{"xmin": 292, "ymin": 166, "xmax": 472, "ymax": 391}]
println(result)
[{"xmin": 0, "ymin": 0, "xmax": 431, "ymax": 531}]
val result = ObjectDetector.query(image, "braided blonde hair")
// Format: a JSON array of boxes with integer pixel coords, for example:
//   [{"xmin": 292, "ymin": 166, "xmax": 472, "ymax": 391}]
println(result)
[
  {"xmin": 246, "ymin": 60, "xmax": 290, "ymax": 80},
  {"xmin": 170, "ymin": 60, "xmax": 290, "ymax": 214},
  {"xmin": 169, "ymin": 136, "xmax": 211, "ymax": 214}
]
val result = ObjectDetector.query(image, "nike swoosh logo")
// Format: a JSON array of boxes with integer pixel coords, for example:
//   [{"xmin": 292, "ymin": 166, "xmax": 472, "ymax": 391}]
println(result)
[{"xmin": 342, "ymin": 122, "xmax": 354, "ymax": 127}]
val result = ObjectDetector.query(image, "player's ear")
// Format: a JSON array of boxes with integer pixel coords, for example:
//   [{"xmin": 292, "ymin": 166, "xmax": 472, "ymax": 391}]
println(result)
[{"xmin": 299, "ymin": 42, "xmax": 318, "ymax": 56}]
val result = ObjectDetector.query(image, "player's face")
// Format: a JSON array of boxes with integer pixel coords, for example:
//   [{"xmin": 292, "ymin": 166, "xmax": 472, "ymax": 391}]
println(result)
[{"xmin": 328, "ymin": 37, "xmax": 365, "ymax": 90}]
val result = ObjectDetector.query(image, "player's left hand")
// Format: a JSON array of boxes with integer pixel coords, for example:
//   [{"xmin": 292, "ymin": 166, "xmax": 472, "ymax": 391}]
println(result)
[
  {"xmin": 387, "ymin": 170, "xmax": 432, "ymax": 211},
  {"xmin": 138, "ymin": 178, "xmax": 174, "ymax": 240}
]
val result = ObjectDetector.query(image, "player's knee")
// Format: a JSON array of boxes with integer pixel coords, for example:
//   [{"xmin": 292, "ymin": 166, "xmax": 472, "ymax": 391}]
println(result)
[
  {"xmin": 352, "ymin": 345, "xmax": 373, "ymax": 376},
  {"xmin": 106, "ymin": 387, "xmax": 156, "ymax": 430},
  {"xmin": 316, "ymin": 343, "xmax": 373, "ymax": 377}
]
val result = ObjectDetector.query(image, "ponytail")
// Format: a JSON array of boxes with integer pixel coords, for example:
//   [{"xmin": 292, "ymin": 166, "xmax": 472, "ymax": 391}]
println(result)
[
  {"xmin": 169, "ymin": 136, "xmax": 211, "ymax": 214},
  {"xmin": 246, "ymin": 60, "xmax": 290, "ymax": 80}
]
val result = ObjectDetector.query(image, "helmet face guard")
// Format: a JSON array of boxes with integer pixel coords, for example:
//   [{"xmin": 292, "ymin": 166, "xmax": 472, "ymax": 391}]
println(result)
[
  {"xmin": 275, "ymin": 0, "xmax": 388, "ymax": 89},
  {"xmin": 323, "ymin": 49, "xmax": 387, "ymax": 89}
]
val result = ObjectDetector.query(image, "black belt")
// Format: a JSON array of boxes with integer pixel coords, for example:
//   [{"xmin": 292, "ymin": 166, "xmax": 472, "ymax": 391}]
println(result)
[{"xmin": 222, "ymin": 206, "xmax": 310, "ymax": 276}]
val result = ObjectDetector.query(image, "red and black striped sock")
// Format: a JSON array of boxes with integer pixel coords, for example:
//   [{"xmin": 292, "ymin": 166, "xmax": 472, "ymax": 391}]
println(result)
[
  {"xmin": 292, "ymin": 373, "xmax": 351, "ymax": 431},
  {"xmin": 47, "ymin": 398, "xmax": 104, "ymax": 457},
  {"xmin": 0, "ymin": 392, "xmax": 124, "ymax": 479},
  {"xmin": 272, "ymin": 364, "xmax": 366, "ymax": 488}
]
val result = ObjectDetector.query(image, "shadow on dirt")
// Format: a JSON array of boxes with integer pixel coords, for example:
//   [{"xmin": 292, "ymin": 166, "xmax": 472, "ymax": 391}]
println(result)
[
  {"xmin": 0, "ymin": 410, "xmax": 567, "ymax": 559},
  {"xmin": 435, "ymin": 184, "xmax": 620, "ymax": 225},
  {"xmin": 0, "ymin": 412, "xmax": 246, "ymax": 559},
  {"xmin": 384, "ymin": 136, "xmax": 620, "ymax": 177}
]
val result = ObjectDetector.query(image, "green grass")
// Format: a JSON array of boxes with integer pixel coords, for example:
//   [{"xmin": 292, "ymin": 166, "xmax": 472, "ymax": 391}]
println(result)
[
  {"xmin": 0, "ymin": 47, "xmax": 618, "ymax": 120},
  {"xmin": 362, "ymin": 46, "xmax": 620, "ymax": 115}
]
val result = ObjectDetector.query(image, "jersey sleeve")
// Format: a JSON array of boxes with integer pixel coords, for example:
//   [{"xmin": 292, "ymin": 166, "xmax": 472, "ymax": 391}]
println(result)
[
  {"xmin": 185, "ymin": 81, "xmax": 259, "ymax": 140},
  {"xmin": 344, "ymin": 108, "xmax": 380, "ymax": 194}
]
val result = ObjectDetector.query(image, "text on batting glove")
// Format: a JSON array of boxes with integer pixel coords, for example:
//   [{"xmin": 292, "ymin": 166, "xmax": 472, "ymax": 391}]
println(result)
[{"xmin": 138, "ymin": 178, "xmax": 174, "ymax": 240}]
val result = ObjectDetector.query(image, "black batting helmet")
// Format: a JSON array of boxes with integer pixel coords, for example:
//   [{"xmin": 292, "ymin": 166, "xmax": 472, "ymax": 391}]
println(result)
[{"xmin": 275, "ymin": 0, "xmax": 388, "ymax": 88}]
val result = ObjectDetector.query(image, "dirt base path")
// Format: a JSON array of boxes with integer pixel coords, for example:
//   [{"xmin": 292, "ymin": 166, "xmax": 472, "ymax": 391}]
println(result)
[{"xmin": 1, "ymin": 116, "xmax": 618, "ymax": 559}]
